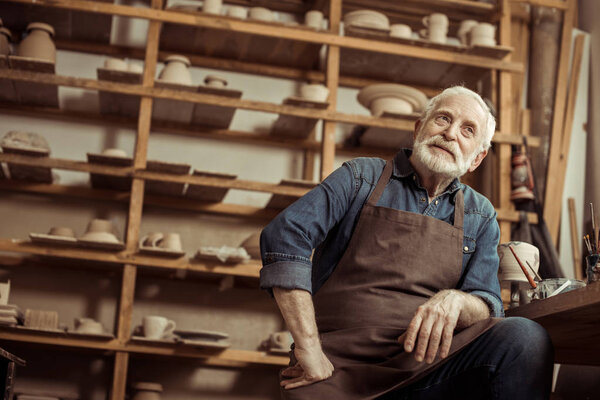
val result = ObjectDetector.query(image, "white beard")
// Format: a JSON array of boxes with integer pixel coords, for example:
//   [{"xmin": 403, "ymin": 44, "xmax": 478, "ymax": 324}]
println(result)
[{"xmin": 412, "ymin": 134, "xmax": 478, "ymax": 179}]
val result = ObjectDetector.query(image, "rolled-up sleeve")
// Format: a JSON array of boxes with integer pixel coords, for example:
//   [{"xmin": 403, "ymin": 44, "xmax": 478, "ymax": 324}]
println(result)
[
  {"xmin": 460, "ymin": 210, "xmax": 504, "ymax": 317},
  {"xmin": 259, "ymin": 161, "xmax": 358, "ymax": 295}
]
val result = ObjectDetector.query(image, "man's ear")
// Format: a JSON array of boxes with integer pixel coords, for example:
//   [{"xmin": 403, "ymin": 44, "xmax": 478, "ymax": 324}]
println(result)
[
  {"xmin": 468, "ymin": 149, "xmax": 488, "ymax": 173},
  {"xmin": 413, "ymin": 119, "xmax": 422, "ymax": 141}
]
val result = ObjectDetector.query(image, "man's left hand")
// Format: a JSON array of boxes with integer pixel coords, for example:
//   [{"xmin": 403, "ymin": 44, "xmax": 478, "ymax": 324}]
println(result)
[{"xmin": 400, "ymin": 290, "xmax": 487, "ymax": 364}]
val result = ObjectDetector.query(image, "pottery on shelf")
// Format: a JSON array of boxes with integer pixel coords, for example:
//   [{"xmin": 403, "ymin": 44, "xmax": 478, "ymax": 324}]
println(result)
[
  {"xmin": 248, "ymin": 7, "xmax": 275, "ymax": 22},
  {"xmin": 48, "ymin": 226, "xmax": 76, "ymax": 238},
  {"xmin": 305, "ymin": 10, "xmax": 324, "ymax": 30},
  {"xmin": 0, "ymin": 27, "xmax": 11, "ymax": 56},
  {"xmin": 104, "ymin": 57, "xmax": 128, "ymax": 71},
  {"xmin": 389, "ymin": 24, "xmax": 412, "ymax": 39},
  {"xmin": 157, "ymin": 233, "xmax": 183, "ymax": 252},
  {"xmin": 497, "ymin": 241, "xmax": 539, "ymax": 282},
  {"xmin": 101, "ymin": 148, "xmax": 128, "ymax": 158},
  {"xmin": 1, "ymin": 130, "xmax": 50, "ymax": 154},
  {"xmin": 128, "ymin": 63, "xmax": 143, "ymax": 73},
  {"xmin": 142, "ymin": 315, "xmax": 176, "ymax": 340},
  {"xmin": 158, "ymin": 55, "xmax": 192, "ymax": 85},
  {"xmin": 357, "ymin": 84, "xmax": 428, "ymax": 117},
  {"xmin": 80, "ymin": 219, "xmax": 121, "ymax": 244},
  {"xmin": 470, "ymin": 22, "xmax": 496, "ymax": 46},
  {"xmin": 226, "ymin": 6, "xmax": 247, "ymax": 19},
  {"xmin": 421, "ymin": 13, "xmax": 449, "ymax": 44},
  {"xmin": 299, "ymin": 83, "xmax": 329, "ymax": 102},
  {"xmin": 203, "ymin": 0, "xmax": 222, "ymax": 14},
  {"xmin": 457, "ymin": 19, "xmax": 478, "ymax": 45},
  {"xmin": 204, "ymin": 74, "xmax": 228, "ymax": 88},
  {"xmin": 131, "ymin": 382, "xmax": 163, "ymax": 400},
  {"xmin": 141, "ymin": 232, "xmax": 163, "ymax": 247},
  {"xmin": 343, "ymin": 9, "xmax": 389, "ymax": 30},
  {"xmin": 74, "ymin": 317, "xmax": 105, "ymax": 334},
  {"xmin": 17, "ymin": 22, "xmax": 56, "ymax": 63}
]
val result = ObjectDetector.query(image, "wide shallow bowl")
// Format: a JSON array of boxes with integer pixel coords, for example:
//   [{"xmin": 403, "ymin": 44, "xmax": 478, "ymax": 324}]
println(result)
[
  {"xmin": 357, "ymin": 84, "xmax": 428, "ymax": 115},
  {"xmin": 344, "ymin": 10, "xmax": 389, "ymax": 29}
]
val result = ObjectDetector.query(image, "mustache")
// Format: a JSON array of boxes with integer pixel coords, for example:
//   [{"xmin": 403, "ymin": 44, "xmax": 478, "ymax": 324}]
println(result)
[{"xmin": 420, "ymin": 136, "xmax": 460, "ymax": 159}]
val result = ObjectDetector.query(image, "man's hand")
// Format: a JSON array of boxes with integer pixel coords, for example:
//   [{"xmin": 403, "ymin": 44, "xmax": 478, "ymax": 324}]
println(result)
[
  {"xmin": 280, "ymin": 343, "xmax": 334, "ymax": 389},
  {"xmin": 400, "ymin": 290, "xmax": 489, "ymax": 364}
]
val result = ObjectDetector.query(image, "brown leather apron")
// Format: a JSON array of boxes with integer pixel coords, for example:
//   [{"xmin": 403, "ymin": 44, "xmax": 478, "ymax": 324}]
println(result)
[{"xmin": 282, "ymin": 160, "xmax": 499, "ymax": 400}]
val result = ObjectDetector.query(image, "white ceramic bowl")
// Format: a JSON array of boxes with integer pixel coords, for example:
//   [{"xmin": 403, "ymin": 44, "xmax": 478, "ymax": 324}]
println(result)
[
  {"xmin": 370, "ymin": 97, "xmax": 413, "ymax": 117},
  {"xmin": 299, "ymin": 84, "xmax": 329, "ymax": 102},
  {"xmin": 249, "ymin": 7, "xmax": 274, "ymax": 22},
  {"xmin": 344, "ymin": 10, "xmax": 389, "ymax": 29},
  {"xmin": 357, "ymin": 84, "xmax": 428, "ymax": 115}
]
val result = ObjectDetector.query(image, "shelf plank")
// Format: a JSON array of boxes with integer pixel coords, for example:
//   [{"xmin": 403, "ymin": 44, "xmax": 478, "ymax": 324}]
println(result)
[
  {"xmin": 8, "ymin": 56, "xmax": 59, "ymax": 108},
  {"xmin": 97, "ymin": 68, "xmax": 142, "ymax": 118},
  {"xmin": 0, "ymin": 56, "xmax": 17, "ymax": 103},
  {"xmin": 0, "ymin": 238, "xmax": 263, "ymax": 278},
  {"xmin": 191, "ymin": 86, "xmax": 242, "ymax": 129},
  {"xmin": 0, "ymin": 328, "xmax": 288, "ymax": 366},
  {"xmin": 1, "ymin": 0, "xmax": 523, "ymax": 73},
  {"xmin": 271, "ymin": 98, "xmax": 329, "ymax": 139}
]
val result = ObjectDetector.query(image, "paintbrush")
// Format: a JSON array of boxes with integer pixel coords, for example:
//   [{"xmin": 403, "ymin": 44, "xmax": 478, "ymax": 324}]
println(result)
[
  {"xmin": 508, "ymin": 244, "xmax": 537, "ymax": 289},
  {"xmin": 525, "ymin": 260, "xmax": 542, "ymax": 281},
  {"xmin": 591, "ymin": 203, "xmax": 597, "ymax": 253}
]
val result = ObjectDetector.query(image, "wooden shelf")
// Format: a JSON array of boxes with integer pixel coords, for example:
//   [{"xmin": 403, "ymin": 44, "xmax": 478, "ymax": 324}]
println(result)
[
  {"xmin": 0, "ymin": 327, "xmax": 288, "ymax": 367},
  {"xmin": 0, "ymin": 238, "xmax": 262, "ymax": 278},
  {"xmin": 343, "ymin": 0, "xmax": 498, "ymax": 21},
  {"xmin": 506, "ymin": 282, "xmax": 600, "ymax": 365}
]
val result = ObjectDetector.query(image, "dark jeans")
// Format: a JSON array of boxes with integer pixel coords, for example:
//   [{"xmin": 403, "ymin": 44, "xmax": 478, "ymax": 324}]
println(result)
[{"xmin": 380, "ymin": 317, "xmax": 554, "ymax": 400}]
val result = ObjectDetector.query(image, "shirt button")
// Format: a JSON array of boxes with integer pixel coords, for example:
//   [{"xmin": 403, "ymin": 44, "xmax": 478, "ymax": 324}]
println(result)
[
  {"xmin": 435, "ymin": 200, "xmax": 439, "ymax": 205},
  {"xmin": 421, "ymin": 197, "xmax": 426, "ymax": 202},
  {"xmin": 464, "ymin": 246, "xmax": 469, "ymax": 251},
  {"xmin": 413, "ymin": 175, "xmax": 416, "ymax": 180}
]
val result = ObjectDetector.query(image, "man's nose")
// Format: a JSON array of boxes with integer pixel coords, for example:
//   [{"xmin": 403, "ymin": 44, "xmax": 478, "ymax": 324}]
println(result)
[{"xmin": 443, "ymin": 123, "xmax": 459, "ymax": 141}]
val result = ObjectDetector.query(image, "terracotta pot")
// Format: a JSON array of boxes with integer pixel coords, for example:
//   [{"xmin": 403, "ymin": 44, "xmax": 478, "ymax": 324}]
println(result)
[
  {"xmin": 131, "ymin": 382, "xmax": 163, "ymax": 400},
  {"xmin": 158, "ymin": 55, "xmax": 192, "ymax": 85},
  {"xmin": 204, "ymin": 74, "xmax": 228, "ymax": 88},
  {"xmin": 203, "ymin": 0, "xmax": 222, "ymax": 15},
  {"xmin": 0, "ymin": 27, "xmax": 12, "ymax": 56},
  {"xmin": 18, "ymin": 22, "xmax": 56, "ymax": 62}
]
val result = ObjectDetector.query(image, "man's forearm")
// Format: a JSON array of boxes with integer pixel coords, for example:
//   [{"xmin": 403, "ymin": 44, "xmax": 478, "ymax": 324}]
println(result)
[
  {"xmin": 273, "ymin": 288, "xmax": 321, "ymax": 348},
  {"xmin": 456, "ymin": 290, "xmax": 490, "ymax": 328}
]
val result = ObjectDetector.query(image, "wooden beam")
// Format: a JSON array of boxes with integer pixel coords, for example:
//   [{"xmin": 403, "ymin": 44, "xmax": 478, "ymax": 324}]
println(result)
[
  {"xmin": 568, "ymin": 198, "xmax": 583, "ymax": 280},
  {"xmin": 544, "ymin": 28, "xmax": 583, "ymax": 244},
  {"xmin": 110, "ymin": 352, "xmax": 129, "ymax": 400},
  {"xmin": 510, "ymin": 0, "xmax": 569, "ymax": 10},
  {"xmin": 2, "ymin": 0, "xmax": 523, "ymax": 72}
]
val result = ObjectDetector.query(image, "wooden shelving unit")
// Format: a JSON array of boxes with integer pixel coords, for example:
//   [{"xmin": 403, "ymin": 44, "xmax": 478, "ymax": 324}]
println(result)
[{"xmin": 0, "ymin": 0, "xmax": 573, "ymax": 397}]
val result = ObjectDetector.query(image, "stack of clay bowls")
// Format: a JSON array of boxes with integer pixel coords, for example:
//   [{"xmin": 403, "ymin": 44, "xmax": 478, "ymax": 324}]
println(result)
[
  {"xmin": 497, "ymin": 241, "xmax": 540, "ymax": 282},
  {"xmin": 17, "ymin": 22, "xmax": 56, "ymax": 63},
  {"xmin": 343, "ymin": 10, "xmax": 389, "ymax": 31},
  {"xmin": 0, "ymin": 19, "xmax": 12, "ymax": 56},
  {"xmin": 29, "ymin": 226, "xmax": 77, "ymax": 245},
  {"xmin": 357, "ymin": 84, "xmax": 428, "ymax": 117},
  {"xmin": 158, "ymin": 55, "xmax": 192, "ymax": 85}
]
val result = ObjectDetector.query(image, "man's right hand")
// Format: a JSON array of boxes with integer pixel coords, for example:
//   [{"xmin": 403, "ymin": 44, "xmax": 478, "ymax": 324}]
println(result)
[{"xmin": 280, "ymin": 344, "xmax": 334, "ymax": 389}]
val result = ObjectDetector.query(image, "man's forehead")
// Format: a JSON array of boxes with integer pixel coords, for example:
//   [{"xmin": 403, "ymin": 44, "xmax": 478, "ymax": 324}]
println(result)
[{"xmin": 433, "ymin": 94, "xmax": 487, "ymax": 125}]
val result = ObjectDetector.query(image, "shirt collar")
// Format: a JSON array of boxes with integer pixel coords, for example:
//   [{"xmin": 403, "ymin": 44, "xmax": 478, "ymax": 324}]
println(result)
[{"xmin": 392, "ymin": 149, "xmax": 463, "ymax": 195}]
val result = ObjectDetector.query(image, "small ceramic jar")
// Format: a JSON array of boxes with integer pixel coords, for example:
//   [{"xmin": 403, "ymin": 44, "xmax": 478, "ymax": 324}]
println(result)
[
  {"xmin": 305, "ymin": 10, "xmax": 323, "ymax": 30},
  {"xmin": 17, "ymin": 22, "xmax": 56, "ymax": 62},
  {"xmin": 0, "ymin": 27, "xmax": 12, "ymax": 56},
  {"xmin": 158, "ymin": 55, "xmax": 192, "ymax": 85},
  {"xmin": 300, "ymin": 83, "xmax": 329, "ymax": 102},
  {"xmin": 131, "ymin": 382, "xmax": 163, "ymax": 400},
  {"xmin": 421, "ymin": 13, "xmax": 448, "ymax": 44},
  {"xmin": 457, "ymin": 19, "xmax": 478, "ymax": 45},
  {"xmin": 390, "ymin": 24, "xmax": 412, "ymax": 39},
  {"xmin": 104, "ymin": 58, "xmax": 128, "ymax": 71},
  {"xmin": 204, "ymin": 74, "xmax": 228, "ymax": 88},
  {"xmin": 470, "ymin": 22, "xmax": 496, "ymax": 46},
  {"xmin": 203, "ymin": 0, "xmax": 222, "ymax": 15},
  {"xmin": 249, "ymin": 7, "xmax": 274, "ymax": 22}
]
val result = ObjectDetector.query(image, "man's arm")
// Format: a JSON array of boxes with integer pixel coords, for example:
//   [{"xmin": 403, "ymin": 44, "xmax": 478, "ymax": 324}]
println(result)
[{"xmin": 274, "ymin": 288, "xmax": 334, "ymax": 389}]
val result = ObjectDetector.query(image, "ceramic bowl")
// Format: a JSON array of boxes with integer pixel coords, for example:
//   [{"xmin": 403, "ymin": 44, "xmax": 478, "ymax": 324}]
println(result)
[
  {"xmin": 344, "ymin": 10, "xmax": 389, "ymax": 29},
  {"xmin": 299, "ymin": 84, "xmax": 329, "ymax": 102},
  {"xmin": 104, "ymin": 58, "xmax": 128, "ymax": 71},
  {"xmin": 390, "ymin": 24, "xmax": 412, "ymax": 39},
  {"xmin": 227, "ymin": 6, "xmax": 247, "ymax": 19},
  {"xmin": 357, "ymin": 84, "xmax": 428, "ymax": 116},
  {"xmin": 127, "ymin": 63, "xmax": 143, "ymax": 73},
  {"xmin": 249, "ymin": 7, "xmax": 274, "ymax": 22},
  {"xmin": 102, "ymin": 148, "xmax": 128, "ymax": 158},
  {"xmin": 1, "ymin": 131, "xmax": 50, "ymax": 152},
  {"xmin": 305, "ymin": 10, "xmax": 323, "ymax": 29},
  {"xmin": 370, "ymin": 97, "xmax": 413, "ymax": 117},
  {"xmin": 204, "ymin": 74, "xmax": 228, "ymax": 88},
  {"xmin": 80, "ymin": 231, "xmax": 120, "ymax": 243},
  {"xmin": 202, "ymin": 0, "xmax": 222, "ymax": 15},
  {"xmin": 48, "ymin": 226, "xmax": 75, "ymax": 238}
]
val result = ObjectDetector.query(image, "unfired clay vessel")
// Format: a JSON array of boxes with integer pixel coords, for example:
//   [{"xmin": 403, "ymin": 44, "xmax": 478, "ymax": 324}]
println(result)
[
  {"xmin": 158, "ymin": 55, "xmax": 192, "ymax": 85},
  {"xmin": 204, "ymin": 75, "xmax": 228, "ymax": 88},
  {"xmin": 131, "ymin": 382, "xmax": 163, "ymax": 400},
  {"xmin": 80, "ymin": 219, "xmax": 120, "ymax": 243},
  {"xmin": 203, "ymin": 0, "xmax": 222, "ymax": 14},
  {"xmin": 249, "ymin": 7, "xmax": 274, "ymax": 22},
  {"xmin": 18, "ymin": 22, "xmax": 56, "ymax": 62},
  {"xmin": 0, "ymin": 27, "xmax": 11, "ymax": 56}
]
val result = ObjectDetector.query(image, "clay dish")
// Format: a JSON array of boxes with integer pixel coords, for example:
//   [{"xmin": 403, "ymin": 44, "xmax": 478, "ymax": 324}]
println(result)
[{"xmin": 357, "ymin": 84, "xmax": 428, "ymax": 114}]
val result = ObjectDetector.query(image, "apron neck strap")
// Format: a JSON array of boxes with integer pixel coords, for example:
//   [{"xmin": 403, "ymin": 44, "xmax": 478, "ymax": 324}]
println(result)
[
  {"xmin": 367, "ymin": 160, "xmax": 394, "ymax": 207},
  {"xmin": 453, "ymin": 188, "xmax": 464, "ymax": 228}
]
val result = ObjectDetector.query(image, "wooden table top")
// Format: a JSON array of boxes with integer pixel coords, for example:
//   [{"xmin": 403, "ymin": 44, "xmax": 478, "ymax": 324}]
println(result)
[{"xmin": 506, "ymin": 282, "xmax": 600, "ymax": 365}]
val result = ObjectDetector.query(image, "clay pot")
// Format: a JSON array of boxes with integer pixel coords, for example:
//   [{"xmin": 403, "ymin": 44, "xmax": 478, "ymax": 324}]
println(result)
[
  {"xmin": 157, "ymin": 233, "xmax": 183, "ymax": 252},
  {"xmin": 102, "ymin": 148, "xmax": 128, "ymax": 158},
  {"xmin": 204, "ymin": 74, "xmax": 228, "ymax": 88},
  {"xmin": 48, "ymin": 226, "xmax": 75, "ymax": 238},
  {"xmin": 18, "ymin": 22, "xmax": 56, "ymax": 62},
  {"xmin": 248, "ymin": 7, "xmax": 274, "ymax": 22},
  {"xmin": 74, "ymin": 317, "xmax": 104, "ymax": 334},
  {"xmin": 104, "ymin": 58, "xmax": 128, "ymax": 71},
  {"xmin": 390, "ymin": 24, "xmax": 411, "ymax": 39},
  {"xmin": 470, "ymin": 22, "xmax": 496, "ymax": 46},
  {"xmin": 299, "ymin": 83, "xmax": 329, "ymax": 102},
  {"xmin": 131, "ymin": 382, "xmax": 163, "ymax": 400},
  {"xmin": 421, "ymin": 13, "xmax": 448, "ymax": 44},
  {"xmin": 0, "ymin": 27, "xmax": 11, "ymax": 56},
  {"xmin": 343, "ymin": 10, "xmax": 389, "ymax": 30},
  {"xmin": 158, "ymin": 55, "xmax": 192, "ymax": 85},
  {"xmin": 497, "ymin": 241, "xmax": 539, "ymax": 282},
  {"xmin": 80, "ymin": 219, "xmax": 120, "ymax": 243},
  {"xmin": 227, "ymin": 6, "xmax": 247, "ymax": 19},
  {"xmin": 305, "ymin": 10, "xmax": 323, "ymax": 30},
  {"xmin": 370, "ymin": 97, "xmax": 413, "ymax": 116},
  {"xmin": 203, "ymin": 0, "xmax": 222, "ymax": 15},
  {"xmin": 457, "ymin": 19, "xmax": 478, "ymax": 45},
  {"xmin": 141, "ymin": 232, "xmax": 163, "ymax": 247}
]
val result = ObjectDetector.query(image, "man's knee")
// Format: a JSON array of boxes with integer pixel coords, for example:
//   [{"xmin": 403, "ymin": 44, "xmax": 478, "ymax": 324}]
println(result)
[{"xmin": 494, "ymin": 317, "xmax": 554, "ymax": 368}]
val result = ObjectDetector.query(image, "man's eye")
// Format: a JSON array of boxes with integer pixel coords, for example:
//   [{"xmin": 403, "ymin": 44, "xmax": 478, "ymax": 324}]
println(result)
[
  {"xmin": 463, "ymin": 126, "xmax": 475, "ymax": 136},
  {"xmin": 436, "ymin": 115, "xmax": 450, "ymax": 123}
]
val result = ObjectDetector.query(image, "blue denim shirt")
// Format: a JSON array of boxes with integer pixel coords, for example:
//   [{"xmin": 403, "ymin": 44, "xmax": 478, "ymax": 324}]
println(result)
[{"xmin": 260, "ymin": 149, "xmax": 504, "ymax": 317}]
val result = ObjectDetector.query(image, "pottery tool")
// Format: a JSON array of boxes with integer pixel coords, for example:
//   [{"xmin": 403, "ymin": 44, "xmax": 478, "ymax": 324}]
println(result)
[
  {"xmin": 548, "ymin": 280, "xmax": 572, "ymax": 297},
  {"xmin": 525, "ymin": 260, "xmax": 542, "ymax": 281},
  {"xmin": 508, "ymin": 244, "xmax": 537, "ymax": 289},
  {"xmin": 584, "ymin": 235, "xmax": 592, "ymax": 255},
  {"xmin": 590, "ymin": 203, "xmax": 597, "ymax": 253}
]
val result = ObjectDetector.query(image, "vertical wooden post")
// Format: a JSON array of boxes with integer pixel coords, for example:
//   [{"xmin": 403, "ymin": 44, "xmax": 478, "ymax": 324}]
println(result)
[
  {"xmin": 319, "ymin": 0, "xmax": 341, "ymax": 180},
  {"xmin": 302, "ymin": 127, "xmax": 316, "ymax": 181},
  {"xmin": 497, "ymin": 0, "xmax": 513, "ymax": 243},
  {"xmin": 543, "ymin": 0, "xmax": 576, "ymax": 244},
  {"xmin": 111, "ymin": 1, "xmax": 162, "ymax": 398}
]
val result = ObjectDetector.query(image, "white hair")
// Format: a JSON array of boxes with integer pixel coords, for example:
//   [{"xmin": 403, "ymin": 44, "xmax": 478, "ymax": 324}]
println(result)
[{"xmin": 419, "ymin": 86, "xmax": 496, "ymax": 152}]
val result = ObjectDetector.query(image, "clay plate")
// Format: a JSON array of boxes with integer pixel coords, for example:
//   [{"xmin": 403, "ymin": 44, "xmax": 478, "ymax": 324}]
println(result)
[
  {"xmin": 29, "ymin": 233, "xmax": 78, "ymax": 246},
  {"xmin": 138, "ymin": 246, "xmax": 186, "ymax": 258}
]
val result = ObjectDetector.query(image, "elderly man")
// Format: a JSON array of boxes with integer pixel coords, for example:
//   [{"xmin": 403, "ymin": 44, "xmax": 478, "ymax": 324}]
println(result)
[{"xmin": 260, "ymin": 86, "xmax": 553, "ymax": 399}]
